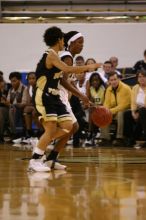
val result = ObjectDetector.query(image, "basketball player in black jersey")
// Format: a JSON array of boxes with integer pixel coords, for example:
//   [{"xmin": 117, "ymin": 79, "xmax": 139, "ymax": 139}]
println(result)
[{"xmin": 28, "ymin": 26, "xmax": 100, "ymax": 172}]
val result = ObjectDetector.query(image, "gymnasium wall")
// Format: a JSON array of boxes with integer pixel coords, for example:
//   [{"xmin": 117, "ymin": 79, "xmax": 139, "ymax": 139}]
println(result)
[{"xmin": 0, "ymin": 23, "xmax": 146, "ymax": 81}]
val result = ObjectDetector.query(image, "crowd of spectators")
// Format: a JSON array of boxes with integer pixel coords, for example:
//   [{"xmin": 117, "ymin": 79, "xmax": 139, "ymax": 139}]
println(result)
[{"xmin": 0, "ymin": 49, "xmax": 146, "ymax": 149}]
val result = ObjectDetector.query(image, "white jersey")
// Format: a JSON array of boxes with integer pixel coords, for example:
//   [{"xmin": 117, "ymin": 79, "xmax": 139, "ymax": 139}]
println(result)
[
  {"xmin": 58, "ymin": 82, "xmax": 70, "ymax": 109},
  {"xmin": 58, "ymin": 72, "xmax": 76, "ymax": 110},
  {"xmin": 76, "ymin": 79, "xmax": 87, "ymax": 95},
  {"xmin": 58, "ymin": 80, "xmax": 77, "ymax": 123},
  {"xmin": 59, "ymin": 51, "xmax": 77, "ymax": 123}
]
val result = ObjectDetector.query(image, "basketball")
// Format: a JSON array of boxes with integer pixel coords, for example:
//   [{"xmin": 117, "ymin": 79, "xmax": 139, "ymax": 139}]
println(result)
[{"xmin": 91, "ymin": 106, "xmax": 112, "ymax": 127}]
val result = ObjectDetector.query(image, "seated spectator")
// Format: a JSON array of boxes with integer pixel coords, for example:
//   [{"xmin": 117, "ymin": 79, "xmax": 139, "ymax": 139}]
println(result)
[
  {"xmin": 133, "ymin": 49, "xmax": 146, "ymax": 74},
  {"xmin": 88, "ymin": 72, "xmax": 105, "ymax": 106},
  {"xmin": 75, "ymin": 55, "xmax": 85, "ymax": 66},
  {"xmin": 124, "ymin": 69, "xmax": 146, "ymax": 148},
  {"xmin": 23, "ymin": 72, "xmax": 43, "ymax": 138},
  {"xmin": 99, "ymin": 72, "xmax": 131, "ymax": 146},
  {"xmin": 0, "ymin": 70, "xmax": 11, "ymax": 94},
  {"xmin": 0, "ymin": 75, "xmax": 9, "ymax": 143},
  {"xmin": 85, "ymin": 58, "xmax": 97, "ymax": 82},
  {"xmin": 7, "ymin": 71, "xmax": 28, "ymax": 139},
  {"xmin": 86, "ymin": 72, "xmax": 105, "ymax": 146},
  {"xmin": 98, "ymin": 61, "xmax": 113, "ymax": 85},
  {"xmin": 75, "ymin": 55, "xmax": 88, "ymax": 97},
  {"xmin": 109, "ymin": 56, "xmax": 122, "ymax": 77}
]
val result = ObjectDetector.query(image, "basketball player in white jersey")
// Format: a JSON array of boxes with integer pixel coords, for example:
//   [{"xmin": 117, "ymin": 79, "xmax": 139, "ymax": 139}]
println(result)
[{"xmin": 44, "ymin": 31, "xmax": 92, "ymax": 162}]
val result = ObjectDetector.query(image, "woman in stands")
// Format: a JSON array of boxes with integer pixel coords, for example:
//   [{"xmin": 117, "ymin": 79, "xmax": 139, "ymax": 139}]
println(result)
[
  {"xmin": 86, "ymin": 72, "xmax": 105, "ymax": 146},
  {"xmin": 124, "ymin": 69, "xmax": 146, "ymax": 148},
  {"xmin": 23, "ymin": 72, "xmax": 43, "ymax": 139}
]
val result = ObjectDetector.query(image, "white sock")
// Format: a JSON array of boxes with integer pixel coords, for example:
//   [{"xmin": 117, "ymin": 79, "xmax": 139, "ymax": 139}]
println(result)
[{"xmin": 33, "ymin": 147, "xmax": 45, "ymax": 155}]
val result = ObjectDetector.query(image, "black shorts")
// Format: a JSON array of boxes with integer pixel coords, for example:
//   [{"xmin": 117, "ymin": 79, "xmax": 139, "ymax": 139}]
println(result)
[{"xmin": 34, "ymin": 88, "xmax": 72, "ymax": 122}]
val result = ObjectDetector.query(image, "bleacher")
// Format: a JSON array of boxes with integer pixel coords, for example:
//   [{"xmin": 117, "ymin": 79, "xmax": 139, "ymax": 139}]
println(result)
[{"xmin": 117, "ymin": 67, "xmax": 137, "ymax": 86}]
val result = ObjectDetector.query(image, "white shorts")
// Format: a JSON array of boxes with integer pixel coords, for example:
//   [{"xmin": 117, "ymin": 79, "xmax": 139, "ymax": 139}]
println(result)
[
  {"xmin": 59, "ymin": 84, "xmax": 77, "ymax": 124},
  {"xmin": 66, "ymin": 105, "xmax": 77, "ymax": 124}
]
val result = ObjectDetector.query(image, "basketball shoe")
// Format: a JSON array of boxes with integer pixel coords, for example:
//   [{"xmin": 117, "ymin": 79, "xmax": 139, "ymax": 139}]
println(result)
[
  {"xmin": 45, "ymin": 160, "xmax": 67, "ymax": 170},
  {"xmin": 28, "ymin": 159, "xmax": 51, "ymax": 172}
]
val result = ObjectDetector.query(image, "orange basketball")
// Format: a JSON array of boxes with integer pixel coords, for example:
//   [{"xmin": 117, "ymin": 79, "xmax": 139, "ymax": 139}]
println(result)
[{"xmin": 91, "ymin": 106, "xmax": 112, "ymax": 127}]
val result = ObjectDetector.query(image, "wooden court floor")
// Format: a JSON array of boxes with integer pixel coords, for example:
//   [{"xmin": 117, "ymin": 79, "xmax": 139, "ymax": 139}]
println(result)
[{"xmin": 0, "ymin": 144, "xmax": 146, "ymax": 220}]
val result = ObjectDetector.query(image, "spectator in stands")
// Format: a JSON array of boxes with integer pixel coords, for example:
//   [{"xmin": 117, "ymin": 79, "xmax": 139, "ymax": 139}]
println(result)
[
  {"xmin": 109, "ymin": 56, "xmax": 122, "ymax": 77},
  {"xmin": 99, "ymin": 72, "xmax": 131, "ymax": 146},
  {"xmin": 85, "ymin": 58, "xmax": 97, "ymax": 81},
  {"xmin": 0, "ymin": 75, "xmax": 9, "ymax": 143},
  {"xmin": 75, "ymin": 55, "xmax": 85, "ymax": 66},
  {"xmin": 88, "ymin": 72, "xmax": 105, "ymax": 106},
  {"xmin": 86, "ymin": 72, "xmax": 105, "ymax": 146},
  {"xmin": 99, "ymin": 61, "xmax": 113, "ymax": 85},
  {"xmin": 0, "ymin": 70, "xmax": 11, "ymax": 94},
  {"xmin": 133, "ymin": 49, "xmax": 146, "ymax": 74},
  {"xmin": 23, "ymin": 72, "xmax": 43, "ymax": 139},
  {"xmin": 7, "ymin": 72, "xmax": 28, "ymax": 140},
  {"xmin": 124, "ymin": 69, "xmax": 146, "ymax": 148}
]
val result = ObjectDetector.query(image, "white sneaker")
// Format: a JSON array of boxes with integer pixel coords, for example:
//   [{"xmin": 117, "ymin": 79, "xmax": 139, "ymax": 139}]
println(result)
[
  {"xmin": 28, "ymin": 159, "xmax": 51, "ymax": 172},
  {"xmin": 45, "ymin": 160, "xmax": 67, "ymax": 170},
  {"xmin": 22, "ymin": 138, "xmax": 32, "ymax": 144},
  {"xmin": 12, "ymin": 138, "xmax": 22, "ymax": 144}
]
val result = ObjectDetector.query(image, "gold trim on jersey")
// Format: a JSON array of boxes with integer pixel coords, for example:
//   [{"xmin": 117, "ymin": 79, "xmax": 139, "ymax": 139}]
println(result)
[
  {"xmin": 39, "ymin": 115, "xmax": 58, "ymax": 122},
  {"xmin": 36, "ymin": 102, "xmax": 72, "ymax": 122},
  {"xmin": 35, "ymin": 88, "xmax": 43, "ymax": 106},
  {"xmin": 37, "ymin": 113, "xmax": 72, "ymax": 122},
  {"xmin": 36, "ymin": 105, "xmax": 57, "ymax": 122},
  {"xmin": 58, "ymin": 116, "xmax": 72, "ymax": 123},
  {"xmin": 54, "ymin": 71, "xmax": 63, "ymax": 79},
  {"xmin": 48, "ymin": 88, "xmax": 59, "ymax": 95},
  {"xmin": 36, "ymin": 76, "xmax": 47, "ymax": 90}
]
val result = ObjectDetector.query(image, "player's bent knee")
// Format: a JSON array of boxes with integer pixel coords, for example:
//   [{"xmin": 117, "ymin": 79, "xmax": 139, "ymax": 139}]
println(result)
[{"xmin": 59, "ymin": 121, "xmax": 73, "ymax": 133}]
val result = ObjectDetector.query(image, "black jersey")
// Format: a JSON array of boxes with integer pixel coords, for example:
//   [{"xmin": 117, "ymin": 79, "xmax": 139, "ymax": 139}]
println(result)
[
  {"xmin": 34, "ymin": 50, "xmax": 71, "ymax": 122},
  {"xmin": 35, "ymin": 49, "xmax": 63, "ymax": 96}
]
